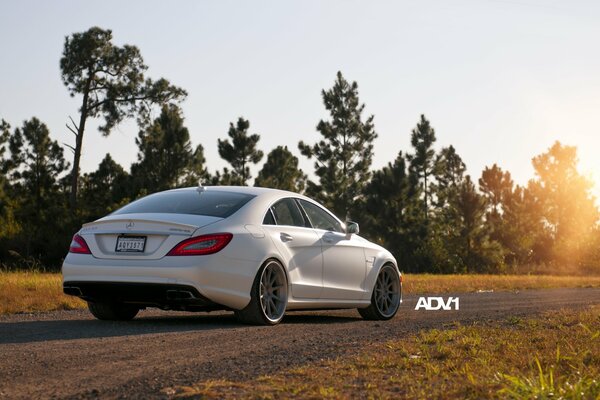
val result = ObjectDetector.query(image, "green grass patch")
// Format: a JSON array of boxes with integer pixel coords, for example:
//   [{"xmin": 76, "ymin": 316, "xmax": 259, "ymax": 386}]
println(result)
[{"xmin": 166, "ymin": 307, "xmax": 600, "ymax": 399}]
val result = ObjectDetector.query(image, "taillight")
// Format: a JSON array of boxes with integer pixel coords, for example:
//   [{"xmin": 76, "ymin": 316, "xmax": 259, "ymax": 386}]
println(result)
[
  {"xmin": 69, "ymin": 234, "xmax": 91, "ymax": 254},
  {"xmin": 167, "ymin": 233, "xmax": 233, "ymax": 256}
]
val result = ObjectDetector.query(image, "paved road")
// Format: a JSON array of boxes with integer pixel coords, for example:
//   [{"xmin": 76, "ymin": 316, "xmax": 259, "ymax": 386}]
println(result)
[{"xmin": 0, "ymin": 288, "xmax": 599, "ymax": 399}]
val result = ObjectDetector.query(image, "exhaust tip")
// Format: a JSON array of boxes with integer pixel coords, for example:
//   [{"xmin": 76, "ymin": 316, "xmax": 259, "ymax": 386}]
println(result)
[{"xmin": 166, "ymin": 290, "xmax": 195, "ymax": 300}]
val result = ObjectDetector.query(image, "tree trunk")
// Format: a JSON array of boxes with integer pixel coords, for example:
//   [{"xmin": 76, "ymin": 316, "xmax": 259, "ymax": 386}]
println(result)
[{"xmin": 69, "ymin": 75, "xmax": 92, "ymax": 210}]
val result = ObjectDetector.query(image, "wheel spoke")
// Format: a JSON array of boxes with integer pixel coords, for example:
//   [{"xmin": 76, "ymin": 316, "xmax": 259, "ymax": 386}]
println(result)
[
  {"xmin": 373, "ymin": 267, "xmax": 401, "ymax": 316},
  {"xmin": 257, "ymin": 262, "xmax": 289, "ymax": 321},
  {"xmin": 266, "ymin": 297, "xmax": 273, "ymax": 316}
]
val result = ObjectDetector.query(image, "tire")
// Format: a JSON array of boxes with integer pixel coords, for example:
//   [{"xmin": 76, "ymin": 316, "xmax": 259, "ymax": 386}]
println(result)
[
  {"xmin": 235, "ymin": 259, "xmax": 288, "ymax": 325},
  {"xmin": 87, "ymin": 301, "xmax": 139, "ymax": 321},
  {"xmin": 358, "ymin": 264, "xmax": 401, "ymax": 321}
]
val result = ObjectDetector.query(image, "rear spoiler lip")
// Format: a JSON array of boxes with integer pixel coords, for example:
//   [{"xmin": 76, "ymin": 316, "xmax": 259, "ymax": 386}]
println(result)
[{"xmin": 79, "ymin": 220, "xmax": 199, "ymax": 237}]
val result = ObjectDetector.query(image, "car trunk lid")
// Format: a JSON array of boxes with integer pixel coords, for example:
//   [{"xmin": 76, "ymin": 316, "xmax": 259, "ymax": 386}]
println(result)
[{"xmin": 78, "ymin": 213, "xmax": 222, "ymax": 260}]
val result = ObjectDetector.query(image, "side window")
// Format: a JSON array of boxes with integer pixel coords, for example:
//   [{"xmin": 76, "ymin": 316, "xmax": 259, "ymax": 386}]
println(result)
[
  {"xmin": 263, "ymin": 209, "xmax": 276, "ymax": 225},
  {"xmin": 270, "ymin": 198, "xmax": 306, "ymax": 227},
  {"xmin": 298, "ymin": 199, "xmax": 343, "ymax": 233}
]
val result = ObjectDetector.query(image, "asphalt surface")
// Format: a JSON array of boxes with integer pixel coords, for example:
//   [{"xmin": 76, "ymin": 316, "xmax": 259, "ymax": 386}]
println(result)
[{"xmin": 0, "ymin": 287, "xmax": 599, "ymax": 399}]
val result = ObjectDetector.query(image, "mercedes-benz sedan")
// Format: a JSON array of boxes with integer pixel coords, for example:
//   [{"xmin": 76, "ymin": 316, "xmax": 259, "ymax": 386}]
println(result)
[{"xmin": 62, "ymin": 186, "xmax": 402, "ymax": 325}]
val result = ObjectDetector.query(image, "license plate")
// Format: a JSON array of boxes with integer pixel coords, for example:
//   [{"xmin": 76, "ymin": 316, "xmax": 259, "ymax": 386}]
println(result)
[{"xmin": 115, "ymin": 236, "xmax": 146, "ymax": 253}]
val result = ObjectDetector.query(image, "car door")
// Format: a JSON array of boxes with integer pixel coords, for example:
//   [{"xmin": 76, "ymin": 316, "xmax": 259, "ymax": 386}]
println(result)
[
  {"xmin": 297, "ymin": 199, "xmax": 367, "ymax": 300},
  {"xmin": 262, "ymin": 198, "xmax": 323, "ymax": 299}
]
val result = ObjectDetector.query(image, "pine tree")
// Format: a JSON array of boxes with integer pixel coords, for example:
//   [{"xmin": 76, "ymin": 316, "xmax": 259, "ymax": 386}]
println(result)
[
  {"xmin": 80, "ymin": 154, "xmax": 130, "ymax": 220},
  {"xmin": 447, "ymin": 176, "xmax": 503, "ymax": 272},
  {"xmin": 434, "ymin": 145, "xmax": 466, "ymax": 208},
  {"xmin": 181, "ymin": 144, "xmax": 210, "ymax": 186},
  {"xmin": 217, "ymin": 117, "xmax": 263, "ymax": 185},
  {"xmin": 500, "ymin": 184, "xmax": 546, "ymax": 266},
  {"xmin": 255, "ymin": 146, "xmax": 306, "ymax": 192},
  {"xmin": 479, "ymin": 164, "xmax": 513, "ymax": 217},
  {"xmin": 478, "ymin": 164, "xmax": 514, "ymax": 258},
  {"xmin": 407, "ymin": 115, "xmax": 437, "ymax": 219},
  {"xmin": 60, "ymin": 26, "xmax": 186, "ymax": 207},
  {"xmin": 298, "ymin": 71, "xmax": 377, "ymax": 219},
  {"xmin": 0, "ymin": 120, "xmax": 19, "ymax": 240},
  {"xmin": 7, "ymin": 118, "xmax": 70, "ymax": 264},
  {"xmin": 131, "ymin": 104, "xmax": 207, "ymax": 192},
  {"xmin": 362, "ymin": 151, "xmax": 422, "ymax": 270}
]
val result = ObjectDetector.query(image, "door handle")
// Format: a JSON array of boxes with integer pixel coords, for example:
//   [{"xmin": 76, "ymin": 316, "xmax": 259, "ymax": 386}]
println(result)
[{"xmin": 280, "ymin": 232, "xmax": 293, "ymax": 242}]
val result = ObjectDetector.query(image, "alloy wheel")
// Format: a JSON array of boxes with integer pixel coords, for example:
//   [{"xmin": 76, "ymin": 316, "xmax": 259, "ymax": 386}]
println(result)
[
  {"xmin": 374, "ymin": 265, "xmax": 400, "ymax": 318},
  {"xmin": 259, "ymin": 261, "xmax": 288, "ymax": 322}
]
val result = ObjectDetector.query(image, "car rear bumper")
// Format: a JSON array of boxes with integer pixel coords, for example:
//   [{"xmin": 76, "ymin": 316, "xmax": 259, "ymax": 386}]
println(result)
[
  {"xmin": 63, "ymin": 281, "xmax": 222, "ymax": 311},
  {"xmin": 62, "ymin": 253, "xmax": 257, "ymax": 310}
]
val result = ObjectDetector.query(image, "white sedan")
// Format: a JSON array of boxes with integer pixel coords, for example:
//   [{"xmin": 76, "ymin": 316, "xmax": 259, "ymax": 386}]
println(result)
[{"xmin": 62, "ymin": 186, "xmax": 402, "ymax": 325}]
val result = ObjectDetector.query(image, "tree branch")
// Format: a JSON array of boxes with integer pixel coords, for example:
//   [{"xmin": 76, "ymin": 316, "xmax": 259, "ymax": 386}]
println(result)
[
  {"xmin": 63, "ymin": 142, "xmax": 76, "ymax": 153},
  {"xmin": 88, "ymin": 94, "xmax": 169, "ymax": 112},
  {"xmin": 68, "ymin": 116, "xmax": 79, "ymax": 132}
]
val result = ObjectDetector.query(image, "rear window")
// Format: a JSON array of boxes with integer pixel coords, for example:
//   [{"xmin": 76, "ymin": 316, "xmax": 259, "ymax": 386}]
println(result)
[{"xmin": 112, "ymin": 190, "xmax": 255, "ymax": 218}]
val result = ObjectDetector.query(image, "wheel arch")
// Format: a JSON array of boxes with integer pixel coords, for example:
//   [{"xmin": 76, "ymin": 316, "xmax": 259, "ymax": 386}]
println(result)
[{"xmin": 364, "ymin": 253, "xmax": 402, "ymax": 300}]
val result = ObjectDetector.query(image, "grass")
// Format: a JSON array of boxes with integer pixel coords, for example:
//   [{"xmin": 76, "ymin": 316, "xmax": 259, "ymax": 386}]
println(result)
[
  {"xmin": 166, "ymin": 307, "xmax": 600, "ymax": 399},
  {"xmin": 404, "ymin": 273, "xmax": 600, "ymax": 295},
  {"xmin": 0, "ymin": 271, "xmax": 85, "ymax": 315},
  {"xmin": 1, "ymin": 271, "xmax": 599, "ymax": 315}
]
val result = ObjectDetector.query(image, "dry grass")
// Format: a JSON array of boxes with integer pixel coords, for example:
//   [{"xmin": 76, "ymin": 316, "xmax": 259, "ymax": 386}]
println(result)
[
  {"xmin": 0, "ymin": 271, "xmax": 85, "ymax": 315},
  {"xmin": 1, "ymin": 272, "xmax": 599, "ymax": 315},
  {"xmin": 167, "ymin": 307, "xmax": 600, "ymax": 399},
  {"xmin": 404, "ymin": 273, "xmax": 600, "ymax": 295}
]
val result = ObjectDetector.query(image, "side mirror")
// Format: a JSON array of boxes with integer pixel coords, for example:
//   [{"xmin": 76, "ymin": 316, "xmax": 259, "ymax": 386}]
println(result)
[{"xmin": 346, "ymin": 221, "xmax": 359, "ymax": 235}]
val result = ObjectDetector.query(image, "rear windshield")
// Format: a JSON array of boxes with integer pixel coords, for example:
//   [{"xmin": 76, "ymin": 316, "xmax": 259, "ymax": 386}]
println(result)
[{"xmin": 112, "ymin": 190, "xmax": 255, "ymax": 218}]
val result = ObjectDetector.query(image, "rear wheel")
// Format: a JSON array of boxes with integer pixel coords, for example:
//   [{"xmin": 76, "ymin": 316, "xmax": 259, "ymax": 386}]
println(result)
[
  {"xmin": 358, "ymin": 264, "xmax": 401, "ymax": 320},
  {"xmin": 235, "ymin": 259, "xmax": 288, "ymax": 325},
  {"xmin": 87, "ymin": 301, "xmax": 139, "ymax": 321}
]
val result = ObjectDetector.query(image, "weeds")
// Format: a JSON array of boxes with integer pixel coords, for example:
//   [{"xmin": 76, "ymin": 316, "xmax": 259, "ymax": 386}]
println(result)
[
  {"xmin": 0, "ymin": 271, "xmax": 84, "ymax": 314},
  {"xmin": 169, "ymin": 307, "xmax": 600, "ymax": 399}
]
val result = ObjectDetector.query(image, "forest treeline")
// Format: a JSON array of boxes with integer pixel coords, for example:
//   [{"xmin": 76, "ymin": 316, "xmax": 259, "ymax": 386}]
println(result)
[{"xmin": 1, "ymin": 26, "xmax": 599, "ymax": 274}]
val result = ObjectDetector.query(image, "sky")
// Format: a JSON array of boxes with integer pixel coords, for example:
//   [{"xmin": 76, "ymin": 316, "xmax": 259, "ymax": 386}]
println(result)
[{"xmin": 1, "ymin": 0, "xmax": 600, "ymax": 195}]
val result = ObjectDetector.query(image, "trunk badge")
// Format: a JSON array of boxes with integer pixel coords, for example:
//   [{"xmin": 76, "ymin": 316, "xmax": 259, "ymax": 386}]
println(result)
[{"xmin": 126, "ymin": 221, "xmax": 135, "ymax": 230}]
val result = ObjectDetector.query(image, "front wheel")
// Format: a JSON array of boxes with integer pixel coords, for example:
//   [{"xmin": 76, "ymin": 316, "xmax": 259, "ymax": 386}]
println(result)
[
  {"xmin": 358, "ymin": 264, "xmax": 401, "ymax": 320},
  {"xmin": 87, "ymin": 301, "xmax": 139, "ymax": 321},
  {"xmin": 235, "ymin": 259, "xmax": 288, "ymax": 325}
]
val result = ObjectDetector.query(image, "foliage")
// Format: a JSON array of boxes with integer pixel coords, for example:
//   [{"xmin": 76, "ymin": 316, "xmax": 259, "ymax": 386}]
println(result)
[
  {"xmin": 407, "ymin": 114, "xmax": 437, "ymax": 218},
  {"xmin": 445, "ymin": 176, "xmax": 504, "ymax": 273},
  {"xmin": 60, "ymin": 26, "xmax": 186, "ymax": 206},
  {"xmin": 3, "ymin": 118, "xmax": 70, "ymax": 265},
  {"xmin": 530, "ymin": 141, "xmax": 598, "ymax": 266},
  {"xmin": 80, "ymin": 153, "xmax": 130, "ymax": 221},
  {"xmin": 362, "ymin": 151, "xmax": 423, "ymax": 270},
  {"xmin": 217, "ymin": 117, "xmax": 263, "ymax": 185},
  {"xmin": 255, "ymin": 146, "xmax": 306, "ymax": 192},
  {"xmin": 299, "ymin": 71, "xmax": 377, "ymax": 220},
  {"xmin": 0, "ymin": 120, "xmax": 20, "ymax": 241},
  {"xmin": 131, "ymin": 104, "xmax": 208, "ymax": 192},
  {"xmin": 2, "ymin": 33, "xmax": 600, "ymax": 274}
]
